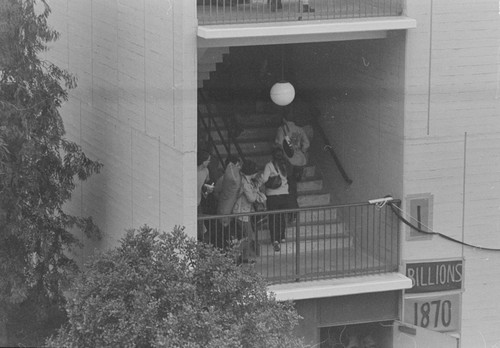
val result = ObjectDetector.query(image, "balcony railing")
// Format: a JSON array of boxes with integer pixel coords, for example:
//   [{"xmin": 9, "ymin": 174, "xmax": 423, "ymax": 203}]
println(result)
[
  {"xmin": 198, "ymin": 201, "xmax": 400, "ymax": 285},
  {"xmin": 197, "ymin": 0, "xmax": 404, "ymax": 25}
]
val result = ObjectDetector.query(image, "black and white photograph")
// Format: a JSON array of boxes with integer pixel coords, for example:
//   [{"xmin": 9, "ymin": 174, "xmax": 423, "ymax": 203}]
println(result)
[{"xmin": 1, "ymin": 0, "xmax": 500, "ymax": 346}]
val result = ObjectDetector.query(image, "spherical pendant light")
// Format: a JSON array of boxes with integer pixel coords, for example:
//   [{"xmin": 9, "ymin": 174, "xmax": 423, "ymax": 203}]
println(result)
[{"xmin": 270, "ymin": 81, "xmax": 295, "ymax": 106}]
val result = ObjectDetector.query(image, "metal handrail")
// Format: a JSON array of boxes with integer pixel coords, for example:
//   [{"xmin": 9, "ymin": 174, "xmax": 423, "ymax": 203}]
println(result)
[
  {"xmin": 299, "ymin": 94, "xmax": 353, "ymax": 185},
  {"xmin": 198, "ymin": 89, "xmax": 246, "ymax": 168},
  {"xmin": 198, "ymin": 104, "xmax": 226, "ymax": 167},
  {"xmin": 312, "ymin": 116, "xmax": 353, "ymax": 185}
]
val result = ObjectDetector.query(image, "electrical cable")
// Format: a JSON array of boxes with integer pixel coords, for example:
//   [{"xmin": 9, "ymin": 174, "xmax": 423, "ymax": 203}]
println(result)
[{"xmin": 388, "ymin": 202, "xmax": 500, "ymax": 252}]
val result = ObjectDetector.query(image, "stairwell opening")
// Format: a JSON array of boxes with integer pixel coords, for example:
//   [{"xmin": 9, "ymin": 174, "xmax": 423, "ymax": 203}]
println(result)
[{"xmin": 197, "ymin": 36, "xmax": 405, "ymax": 207}]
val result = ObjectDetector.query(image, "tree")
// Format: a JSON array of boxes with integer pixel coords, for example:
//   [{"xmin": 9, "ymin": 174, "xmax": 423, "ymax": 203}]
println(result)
[
  {"xmin": 47, "ymin": 226, "xmax": 305, "ymax": 348},
  {"xmin": 0, "ymin": 0, "xmax": 102, "ymax": 344}
]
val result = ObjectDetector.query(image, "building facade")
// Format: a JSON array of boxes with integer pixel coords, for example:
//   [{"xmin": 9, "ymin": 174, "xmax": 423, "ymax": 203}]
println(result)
[{"xmin": 45, "ymin": 0, "xmax": 500, "ymax": 346}]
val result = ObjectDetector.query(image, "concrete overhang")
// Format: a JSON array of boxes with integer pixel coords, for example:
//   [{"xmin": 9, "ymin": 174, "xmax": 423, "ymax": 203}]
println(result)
[
  {"xmin": 198, "ymin": 16, "xmax": 417, "ymax": 47},
  {"xmin": 268, "ymin": 272, "xmax": 413, "ymax": 301}
]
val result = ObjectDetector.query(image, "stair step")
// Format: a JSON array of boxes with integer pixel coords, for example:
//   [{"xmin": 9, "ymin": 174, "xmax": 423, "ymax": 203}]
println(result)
[
  {"xmin": 200, "ymin": 113, "xmax": 282, "ymax": 130},
  {"xmin": 237, "ymin": 113, "xmax": 282, "ymax": 128},
  {"xmin": 298, "ymin": 192, "xmax": 331, "ymax": 207},
  {"xmin": 198, "ymin": 62, "xmax": 217, "ymax": 72},
  {"xmin": 215, "ymin": 140, "xmax": 272, "ymax": 156},
  {"xmin": 251, "ymin": 203, "xmax": 338, "ymax": 232},
  {"xmin": 302, "ymin": 166, "xmax": 316, "ymax": 179},
  {"xmin": 198, "ymin": 71, "xmax": 210, "ymax": 81},
  {"xmin": 285, "ymin": 222, "xmax": 347, "ymax": 237},
  {"xmin": 199, "ymin": 114, "xmax": 227, "ymax": 130},
  {"xmin": 198, "ymin": 47, "xmax": 229, "ymax": 64},
  {"xmin": 257, "ymin": 235, "xmax": 353, "ymax": 257},
  {"xmin": 223, "ymin": 153, "xmax": 271, "ymax": 168},
  {"xmin": 207, "ymin": 153, "xmax": 270, "ymax": 171},
  {"xmin": 256, "ymin": 220, "xmax": 346, "ymax": 240},
  {"xmin": 210, "ymin": 127, "xmax": 276, "ymax": 142},
  {"xmin": 297, "ymin": 179, "xmax": 323, "ymax": 192},
  {"xmin": 299, "ymin": 208, "xmax": 338, "ymax": 222}
]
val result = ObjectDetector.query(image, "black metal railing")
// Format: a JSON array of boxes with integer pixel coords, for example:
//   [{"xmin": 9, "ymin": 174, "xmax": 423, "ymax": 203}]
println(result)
[
  {"xmin": 198, "ymin": 89, "xmax": 246, "ymax": 168},
  {"xmin": 198, "ymin": 0, "xmax": 404, "ymax": 25},
  {"xmin": 312, "ymin": 118, "xmax": 353, "ymax": 185},
  {"xmin": 198, "ymin": 200, "xmax": 400, "ymax": 285}
]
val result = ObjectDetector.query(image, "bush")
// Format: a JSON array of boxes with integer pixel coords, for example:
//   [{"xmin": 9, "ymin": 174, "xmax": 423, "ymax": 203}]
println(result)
[
  {"xmin": 47, "ymin": 226, "xmax": 305, "ymax": 348},
  {"xmin": 1, "ymin": 1, "xmax": 101, "ymax": 345}
]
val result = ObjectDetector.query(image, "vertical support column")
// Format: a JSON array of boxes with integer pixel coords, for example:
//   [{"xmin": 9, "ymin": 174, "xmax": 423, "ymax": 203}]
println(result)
[{"xmin": 172, "ymin": 0, "xmax": 198, "ymax": 236}]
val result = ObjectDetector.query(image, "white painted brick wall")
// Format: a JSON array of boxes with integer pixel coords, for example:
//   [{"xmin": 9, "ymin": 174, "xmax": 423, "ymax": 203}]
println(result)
[
  {"xmin": 42, "ymin": 0, "xmax": 500, "ymax": 344},
  {"xmin": 45, "ymin": 0, "xmax": 198, "ymax": 255},
  {"xmin": 291, "ymin": 36, "xmax": 406, "ymax": 204},
  {"xmin": 406, "ymin": 0, "xmax": 500, "ymax": 346}
]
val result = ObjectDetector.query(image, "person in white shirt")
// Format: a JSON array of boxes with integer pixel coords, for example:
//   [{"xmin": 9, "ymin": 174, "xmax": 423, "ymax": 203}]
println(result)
[
  {"xmin": 261, "ymin": 147, "xmax": 295, "ymax": 252},
  {"xmin": 275, "ymin": 113, "xmax": 310, "ymax": 214}
]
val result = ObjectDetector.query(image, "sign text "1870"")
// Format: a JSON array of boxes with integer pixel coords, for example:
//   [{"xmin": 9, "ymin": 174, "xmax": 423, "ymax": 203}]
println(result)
[
  {"xmin": 414, "ymin": 299, "xmax": 451, "ymax": 328},
  {"xmin": 404, "ymin": 293, "xmax": 460, "ymax": 332}
]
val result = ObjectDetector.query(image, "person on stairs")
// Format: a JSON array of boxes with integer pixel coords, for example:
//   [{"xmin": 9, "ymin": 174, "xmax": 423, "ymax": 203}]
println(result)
[
  {"xmin": 262, "ymin": 147, "xmax": 294, "ymax": 252},
  {"xmin": 232, "ymin": 160, "xmax": 266, "ymax": 263},
  {"xmin": 213, "ymin": 155, "xmax": 242, "ymax": 250},
  {"xmin": 275, "ymin": 110, "xmax": 310, "ymax": 215}
]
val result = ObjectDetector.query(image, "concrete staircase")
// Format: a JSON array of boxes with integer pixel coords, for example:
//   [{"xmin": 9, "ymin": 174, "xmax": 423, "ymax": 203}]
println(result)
[
  {"xmin": 198, "ymin": 47, "xmax": 229, "ymax": 89},
  {"xmin": 198, "ymin": 48, "xmax": 352, "ymax": 254},
  {"xmin": 200, "ymin": 106, "xmax": 352, "ymax": 250},
  {"xmin": 205, "ymin": 111, "xmax": 332, "ymax": 206}
]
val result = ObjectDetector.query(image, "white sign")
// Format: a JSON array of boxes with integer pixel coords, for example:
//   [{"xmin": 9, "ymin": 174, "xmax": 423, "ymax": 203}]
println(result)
[{"xmin": 404, "ymin": 293, "xmax": 460, "ymax": 332}]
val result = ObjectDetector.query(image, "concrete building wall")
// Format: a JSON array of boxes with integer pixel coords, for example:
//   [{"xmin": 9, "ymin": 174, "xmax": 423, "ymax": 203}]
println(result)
[
  {"xmin": 45, "ymin": 0, "xmax": 198, "ymax": 261},
  {"xmin": 42, "ymin": 0, "xmax": 500, "ymax": 344},
  {"xmin": 405, "ymin": 0, "xmax": 500, "ymax": 345},
  {"xmin": 290, "ymin": 36, "xmax": 406, "ymax": 205}
]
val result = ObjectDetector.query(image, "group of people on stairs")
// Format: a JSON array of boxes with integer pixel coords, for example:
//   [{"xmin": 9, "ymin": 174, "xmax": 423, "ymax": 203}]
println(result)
[{"xmin": 197, "ymin": 111, "xmax": 311, "ymax": 261}]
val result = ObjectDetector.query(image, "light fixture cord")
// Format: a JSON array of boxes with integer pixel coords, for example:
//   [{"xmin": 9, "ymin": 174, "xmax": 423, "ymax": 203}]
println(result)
[{"xmin": 281, "ymin": 46, "xmax": 285, "ymax": 81}]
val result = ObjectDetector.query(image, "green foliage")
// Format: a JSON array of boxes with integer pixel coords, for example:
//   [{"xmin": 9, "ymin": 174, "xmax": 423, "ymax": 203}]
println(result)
[
  {"xmin": 0, "ymin": 0, "xmax": 102, "ymax": 345},
  {"xmin": 47, "ymin": 226, "xmax": 305, "ymax": 348}
]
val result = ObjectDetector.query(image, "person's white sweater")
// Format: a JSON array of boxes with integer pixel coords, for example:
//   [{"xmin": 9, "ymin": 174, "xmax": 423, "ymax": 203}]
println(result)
[{"xmin": 262, "ymin": 161, "xmax": 289, "ymax": 196}]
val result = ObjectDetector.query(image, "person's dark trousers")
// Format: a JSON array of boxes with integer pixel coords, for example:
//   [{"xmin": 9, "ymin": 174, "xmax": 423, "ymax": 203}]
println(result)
[
  {"xmin": 207, "ymin": 218, "xmax": 233, "ymax": 250},
  {"xmin": 267, "ymin": 194, "xmax": 291, "ymax": 243}
]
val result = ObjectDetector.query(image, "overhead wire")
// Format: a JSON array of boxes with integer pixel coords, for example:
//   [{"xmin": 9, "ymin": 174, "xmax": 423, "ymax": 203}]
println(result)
[{"xmin": 387, "ymin": 201, "xmax": 500, "ymax": 252}]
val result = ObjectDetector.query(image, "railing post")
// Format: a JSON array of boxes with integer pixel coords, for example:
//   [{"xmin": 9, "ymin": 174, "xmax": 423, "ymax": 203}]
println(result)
[{"xmin": 295, "ymin": 209, "xmax": 300, "ymax": 282}]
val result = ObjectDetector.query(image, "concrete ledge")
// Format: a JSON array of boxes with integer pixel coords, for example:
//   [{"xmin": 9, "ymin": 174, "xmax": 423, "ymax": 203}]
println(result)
[
  {"xmin": 268, "ymin": 273, "xmax": 412, "ymax": 301},
  {"xmin": 198, "ymin": 16, "xmax": 417, "ymax": 39}
]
